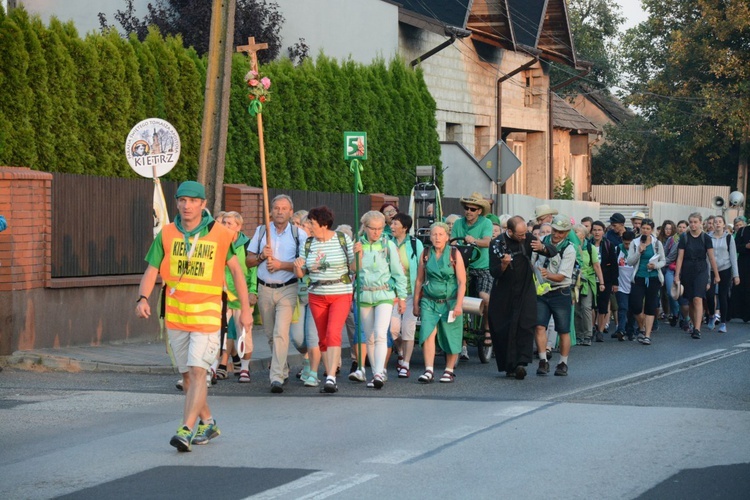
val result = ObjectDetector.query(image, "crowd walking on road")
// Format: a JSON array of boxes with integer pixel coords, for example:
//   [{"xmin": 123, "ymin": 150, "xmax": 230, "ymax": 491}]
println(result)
[{"xmin": 135, "ymin": 181, "xmax": 748, "ymax": 452}]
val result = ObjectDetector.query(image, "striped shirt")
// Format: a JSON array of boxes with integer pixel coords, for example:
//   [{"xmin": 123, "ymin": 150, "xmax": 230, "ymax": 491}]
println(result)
[{"xmin": 304, "ymin": 233, "xmax": 355, "ymax": 296}]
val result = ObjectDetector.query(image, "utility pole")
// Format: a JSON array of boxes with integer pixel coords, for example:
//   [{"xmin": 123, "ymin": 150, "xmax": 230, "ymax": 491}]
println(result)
[{"xmin": 197, "ymin": 0, "xmax": 236, "ymax": 215}]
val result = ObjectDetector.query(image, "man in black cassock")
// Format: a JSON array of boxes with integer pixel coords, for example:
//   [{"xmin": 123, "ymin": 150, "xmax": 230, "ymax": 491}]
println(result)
[
  {"xmin": 730, "ymin": 224, "xmax": 750, "ymax": 321},
  {"xmin": 488, "ymin": 216, "xmax": 557, "ymax": 380}
]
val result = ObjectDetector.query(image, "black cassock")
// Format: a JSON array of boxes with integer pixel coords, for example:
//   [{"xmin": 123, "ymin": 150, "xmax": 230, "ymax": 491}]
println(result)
[
  {"xmin": 730, "ymin": 226, "xmax": 750, "ymax": 321},
  {"xmin": 487, "ymin": 233, "xmax": 556, "ymax": 373}
]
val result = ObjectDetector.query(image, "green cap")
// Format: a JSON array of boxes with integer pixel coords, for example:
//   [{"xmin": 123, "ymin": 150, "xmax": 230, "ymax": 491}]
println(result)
[
  {"xmin": 175, "ymin": 181, "xmax": 206, "ymax": 200},
  {"xmin": 485, "ymin": 213, "xmax": 500, "ymax": 226},
  {"xmin": 551, "ymin": 214, "xmax": 572, "ymax": 232}
]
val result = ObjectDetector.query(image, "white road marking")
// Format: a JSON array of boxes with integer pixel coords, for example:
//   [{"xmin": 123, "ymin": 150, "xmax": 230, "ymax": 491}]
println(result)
[
  {"xmin": 436, "ymin": 425, "xmax": 486, "ymax": 440},
  {"xmin": 493, "ymin": 405, "xmax": 540, "ymax": 417},
  {"xmin": 552, "ymin": 349, "xmax": 727, "ymax": 400},
  {"xmin": 244, "ymin": 472, "xmax": 334, "ymax": 500},
  {"xmin": 734, "ymin": 342, "xmax": 750, "ymax": 349},
  {"xmin": 363, "ymin": 449, "xmax": 425, "ymax": 464},
  {"xmin": 294, "ymin": 473, "xmax": 379, "ymax": 500}
]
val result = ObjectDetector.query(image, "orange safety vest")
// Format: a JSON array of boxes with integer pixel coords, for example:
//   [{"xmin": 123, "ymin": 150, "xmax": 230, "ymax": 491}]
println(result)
[{"xmin": 160, "ymin": 222, "xmax": 234, "ymax": 333}]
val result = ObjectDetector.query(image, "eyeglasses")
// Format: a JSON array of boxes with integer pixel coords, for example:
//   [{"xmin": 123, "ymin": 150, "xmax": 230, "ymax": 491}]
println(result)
[
  {"xmin": 383, "ymin": 210, "xmax": 397, "ymax": 216},
  {"xmin": 366, "ymin": 226, "xmax": 384, "ymax": 231},
  {"xmin": 465, "ymin": 206, "xmax": 481, "ymax": 213}
]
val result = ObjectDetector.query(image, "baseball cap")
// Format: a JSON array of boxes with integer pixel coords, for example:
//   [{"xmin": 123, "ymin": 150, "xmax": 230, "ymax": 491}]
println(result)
[{"xmin": 175, "ymin": 181, "xmax": 206, "ymax": 200}]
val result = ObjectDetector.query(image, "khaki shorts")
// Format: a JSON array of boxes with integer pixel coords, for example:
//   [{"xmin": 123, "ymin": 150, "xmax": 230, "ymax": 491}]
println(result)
[{"xmin": 168, "ymin": 329, "xmax": 220, "ymax": 373}]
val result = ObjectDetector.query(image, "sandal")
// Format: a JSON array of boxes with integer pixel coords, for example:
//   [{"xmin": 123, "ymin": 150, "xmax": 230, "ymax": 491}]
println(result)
[
  {"xmin": 439, "ymin": 370, "xmax": 455, "ymax": 383},
  {"xmin": 418, "ymin": 369, "xmax": 434, "ymax": 384},
  {"xmin": 482, "ymin": 331, "xmax": 493, "ymax": 347},
  {"xmin": 397, "ymin": 366, "xmax": 410, "ymax": 378}
]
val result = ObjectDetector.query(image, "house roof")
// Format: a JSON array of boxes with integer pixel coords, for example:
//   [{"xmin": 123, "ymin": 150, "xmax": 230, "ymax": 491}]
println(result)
[
  {"xmin": 580, "ymin": 87, "xmax": 635, "ymax": 125},
  {"xmin": 466, "ymin": 0, "xmax": 578, "ymax": 67},
  {"xmin": 396, "ymin": 0, "xmax": 473, "ymax": 35},
  {"xmin": 552, "ymin": 94, "xmax": 599, "ymax": 134}
]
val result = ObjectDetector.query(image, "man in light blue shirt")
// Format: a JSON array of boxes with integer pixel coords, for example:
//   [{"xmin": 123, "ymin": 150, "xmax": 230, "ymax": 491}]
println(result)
[{"xmin": 248, "ymin": 195, "xmax": 308, "ymax": 393}]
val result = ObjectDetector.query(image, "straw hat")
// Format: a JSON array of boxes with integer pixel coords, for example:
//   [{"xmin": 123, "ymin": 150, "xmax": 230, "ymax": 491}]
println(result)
[
  {"xmin": 670, "ymin": 281, "xmax": 684, "ymax": 301},
  {"xmin": 631, "ymin": 211, "xmax": 646, "ymax": 221},
  {"xmin": 460, "ymin": 192, "xmax": 491, "ymax": 216},
  {"xmin": 535, "ymin": 204, "xmax": 558, "ymax": 220}
]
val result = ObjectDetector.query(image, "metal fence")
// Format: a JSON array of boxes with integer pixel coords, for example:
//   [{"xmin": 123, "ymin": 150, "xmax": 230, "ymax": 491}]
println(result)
[{"xmin": 52, "ymin": 173, "xmax": 178, "ymax": 278}]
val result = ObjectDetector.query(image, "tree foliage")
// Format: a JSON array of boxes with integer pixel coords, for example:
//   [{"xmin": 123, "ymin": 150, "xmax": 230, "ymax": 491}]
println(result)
[
  {"xmin": 550, "ymin": 0, "xmax": 625, "ymax": 91},
  {"xmin": 98, "ymin": 0, "xmax": 284, "ymax": 63},
  {"xmin": 596, "ymin": 0, "xmax": 748, "ymax": 187},
  {"xmin": 0, "ymin": 7, "xmax": 440, "ymax": 195}
]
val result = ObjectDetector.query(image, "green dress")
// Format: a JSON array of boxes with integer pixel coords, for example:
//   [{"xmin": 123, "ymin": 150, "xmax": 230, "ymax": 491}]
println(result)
[{"xmin": 419, "ymin": 247, "xmax": 463, "ymax": 354}]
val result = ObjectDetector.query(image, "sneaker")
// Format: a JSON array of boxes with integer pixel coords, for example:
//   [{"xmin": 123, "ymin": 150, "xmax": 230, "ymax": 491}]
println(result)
[
  {"xmin": 169, "ymin": 425, "xmax": 194, "ymax": 452},
  {"xmin": 554, "ymin": 362, "xmax": 568, "ymax": 376},
  {"xmin": 349, "ymin": 361, "xmax": 358, "ymax": 374},
  {"xmin": 303, "ymin": 373, "xmax": 320, "ymax": 387},
  {"xmin": 536, "ymin": 359, "xmax": 550, "ymax": 375},
  {"xmin": 270, "ymin": 380, "xmax": 284, "ymax": 393},
  {"xmin": 298, "ymin": 364, "xmax": 311, "ymax": 382},
  {"xmin": 322, "ymin": 378, "xmax": 338, "ymax": 393},
  {"xmin": 708, "ymin": 317, "xmax": 717, "ymax": 330},
  {"xmin": 459, "ymin": 346, "xmax": 470, "ymax": 361},
  {"xmin": 669, "ymin": 315, "xmax": 678, "ymax": 327},
  {"xmin": 175, "ymin": 379, "xmax": 184, "ymax": 391},
  {"xmin": 691, "ymin": 329, "xmax": 701, "ymax": 339},
  {"xmin": 238, "ymin": 370, "xmax": 250, "ymax": 383},
  {"xmin": 580, "ymin": 338, "xmax": 592, "ymax": 346},
  {"xmin": 595, "ymin": 331, "xmax": 604, "ymax": 342},
  {"xmin": 545, "ymin": 349, "xmax": 553, "ymax": 362},
  {"xmin": 718, "ymin": 322, "xmax": 727, "ymax": 333},
  {"xmin": 193, "ymin": 420, "xmax": 220, "ymax": 445},
  {"xmin": 348, "ymin": 369, "xmax": 366, "ymax": 382},
  {"xmin": 373, "ymin": 373, "xmax": 385, "ymax": 389},
  {"xmin": 616, "ymin": 331, "xmax": 626, "ymax": 342}
]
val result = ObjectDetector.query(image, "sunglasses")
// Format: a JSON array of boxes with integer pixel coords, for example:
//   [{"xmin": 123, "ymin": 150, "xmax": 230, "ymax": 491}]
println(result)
[{"xmin": 465, "ymin": 206, "xmax": 481, "ymax": 213}]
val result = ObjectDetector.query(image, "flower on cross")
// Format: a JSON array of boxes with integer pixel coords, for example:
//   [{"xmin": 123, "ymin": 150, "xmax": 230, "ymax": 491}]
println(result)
[{"xmin": 244, "ymin": 70, "xmax": 271, "ymax": 116}]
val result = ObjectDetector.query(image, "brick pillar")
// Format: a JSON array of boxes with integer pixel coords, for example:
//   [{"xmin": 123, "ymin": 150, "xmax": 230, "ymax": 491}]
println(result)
[
  {"xmin": 223, "ymin": 184, "xmax": 264, "ymax": 237},
  {"xmin": 370, "ymin": 193, "xmax": 400, "ymax": 213},
  {"xmin": 0, "ymin": 167, "xmax": 53, "ymax": 355}
]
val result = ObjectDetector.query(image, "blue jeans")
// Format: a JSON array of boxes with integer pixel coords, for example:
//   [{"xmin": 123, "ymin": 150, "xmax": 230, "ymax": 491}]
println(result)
[{"xmin": 616, "ymin": 291, "xmax": 634, "ymax": 335}]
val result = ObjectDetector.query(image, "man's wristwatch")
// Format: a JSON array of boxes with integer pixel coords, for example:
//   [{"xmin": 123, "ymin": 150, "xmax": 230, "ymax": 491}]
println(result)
[{"xmin": 136, "ymin": 295, "xmax": 148, "ymax": 304}]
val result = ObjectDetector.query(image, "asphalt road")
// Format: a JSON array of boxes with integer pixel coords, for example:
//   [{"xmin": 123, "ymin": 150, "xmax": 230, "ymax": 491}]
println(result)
[{"xmin": 1, "ymin": 322, "xmax": 749, "ymax": 499}]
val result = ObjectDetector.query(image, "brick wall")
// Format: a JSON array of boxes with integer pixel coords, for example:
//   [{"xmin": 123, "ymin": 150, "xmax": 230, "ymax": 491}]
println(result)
[{"xmin": 0, "ymin": 167, "xmax": 52, "ymax": 292}]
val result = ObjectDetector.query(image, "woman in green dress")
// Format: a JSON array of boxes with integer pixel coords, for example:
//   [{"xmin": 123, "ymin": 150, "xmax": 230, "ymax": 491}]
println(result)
[{"xmin": 413, "ymin": 222, "xmax": 466, "ymax": 383}]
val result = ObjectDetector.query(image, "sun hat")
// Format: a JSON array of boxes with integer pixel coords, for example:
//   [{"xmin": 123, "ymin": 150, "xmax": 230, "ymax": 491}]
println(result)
[
  {"xmin": 535, "ymin": 204, "xmax": 558, "ymax": 219},
  {"xmin": 631, "ymin": 211, "xmax": 646, "ymax": 221},
  {"xmin": 460, "ymin": 192, "xmax": 491, "ymax": 216},
  {"xmin": 670, "ymin": 281, "xmax": 684, "ymax": 301},
  {"xmin": 175, "ymin": 180, "xmax": 206, "ymax": 200},
  {"xmin": 551, "ymin": 214, "xmax": 572, "ymax": 232},
  {"xmin": 609, "ymin": 213, "xmax": 626, "ymax": 224}
]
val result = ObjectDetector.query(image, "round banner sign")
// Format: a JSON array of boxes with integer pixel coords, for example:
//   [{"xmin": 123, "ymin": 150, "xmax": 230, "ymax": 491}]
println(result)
[{"xmin": 125, "ymin": 118, "xmax": 181, "ymax": 178}]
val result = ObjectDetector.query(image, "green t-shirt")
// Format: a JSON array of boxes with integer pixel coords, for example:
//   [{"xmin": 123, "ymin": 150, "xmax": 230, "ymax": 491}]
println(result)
[{"xmin": 450, "ymin": 216, "xmax": 493, "ymax": 269}]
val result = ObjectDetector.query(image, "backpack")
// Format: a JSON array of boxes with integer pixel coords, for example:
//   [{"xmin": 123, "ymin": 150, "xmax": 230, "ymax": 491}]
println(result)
[
  {"xmin": 541, "ymin": 235, "xmax": 580, "ymax": 288},
  {"xmin": 255, "ymin": 223, "xmax": 300, "ymax": 258},
  {"xmin": 421, "ymin": 245, "xmax": 458, "ymax": 269}
]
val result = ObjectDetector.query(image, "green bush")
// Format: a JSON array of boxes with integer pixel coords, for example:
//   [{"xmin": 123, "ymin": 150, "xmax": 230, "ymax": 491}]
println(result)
[{"xmin": 0, "ymin": 8, "xmax": 441, "ymax": 194}]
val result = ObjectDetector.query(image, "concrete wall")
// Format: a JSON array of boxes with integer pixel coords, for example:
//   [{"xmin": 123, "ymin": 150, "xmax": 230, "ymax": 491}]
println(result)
[
  {"xmin": 499, "ymin": 194, "xmax": 600, "ymax": 226},
  {"xmin": 276, "ymin": 0, "xmax": 399, "ymax": 64}
]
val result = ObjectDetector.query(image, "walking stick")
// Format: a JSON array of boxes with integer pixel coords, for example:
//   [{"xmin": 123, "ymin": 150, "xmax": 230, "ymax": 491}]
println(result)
[{"xmin": 350, "ymin": 158, "xmax": 364, "ymax": 371}]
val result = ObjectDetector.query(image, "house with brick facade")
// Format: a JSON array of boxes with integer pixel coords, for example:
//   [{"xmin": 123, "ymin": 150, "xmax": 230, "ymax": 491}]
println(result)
[{"xmin": 277, "ymin": 0, "xmax": 589, "ymax": 202}]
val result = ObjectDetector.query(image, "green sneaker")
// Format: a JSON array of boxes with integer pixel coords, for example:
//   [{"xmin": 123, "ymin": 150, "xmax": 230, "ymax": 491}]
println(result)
[
  {"xmin": 192, "ymin": 420, "xmax": 220, "ymax": 445},
  {"xmin": 170, "ymin": 425, "xmax": 194, "ymax": 452}
]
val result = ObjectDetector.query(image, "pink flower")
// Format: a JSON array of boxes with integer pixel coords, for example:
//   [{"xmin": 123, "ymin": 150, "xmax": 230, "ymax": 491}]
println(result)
[
  {"xmin": 249, "ymin": 79, "xmax": 259, "ymax": 87},
  {"xmin": 261, "ymin": 77, "xmax": 271, "ymax": 90}
]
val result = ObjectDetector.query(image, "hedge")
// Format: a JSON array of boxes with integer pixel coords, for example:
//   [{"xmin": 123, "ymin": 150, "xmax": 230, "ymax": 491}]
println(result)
[{"xmin": 0, "ymin": 7, "xmax": 441, "ymax": 195}]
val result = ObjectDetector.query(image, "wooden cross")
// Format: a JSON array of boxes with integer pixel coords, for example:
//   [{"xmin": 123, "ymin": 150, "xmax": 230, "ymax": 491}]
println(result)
[{"xmin": 236, "ymin": 37, "xmax": 269, "ymax": 72}]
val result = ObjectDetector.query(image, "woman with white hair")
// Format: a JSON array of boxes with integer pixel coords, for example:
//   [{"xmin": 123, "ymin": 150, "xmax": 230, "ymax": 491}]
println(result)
[
  {"xmin": 348, "ymin": 211, "xmax": 408, "ymax": 388},
  {"xmin": 413, "ymin": 222, "xmax": 466, "ymax": 383}
]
